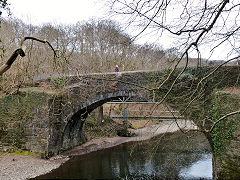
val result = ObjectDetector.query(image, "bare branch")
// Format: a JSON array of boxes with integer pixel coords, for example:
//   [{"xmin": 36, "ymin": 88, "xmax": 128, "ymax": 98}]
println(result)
[
  {"xmin": 208, "ymin": 110, "xmax": 240, "ymax": 133},
  {"xmin": 0, "ymin": 37, "xmax": 56, "ymax": 76}
]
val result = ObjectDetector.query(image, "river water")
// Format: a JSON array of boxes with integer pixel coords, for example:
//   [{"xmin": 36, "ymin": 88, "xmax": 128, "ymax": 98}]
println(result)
[{"xmin": 36, "ymin": 131, "xmax": 212, "ymax": 179}]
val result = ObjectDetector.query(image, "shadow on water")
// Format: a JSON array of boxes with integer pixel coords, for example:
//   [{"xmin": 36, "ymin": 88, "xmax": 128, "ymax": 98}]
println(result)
[{"xmin": 35, "ymin": 131, "xmax": 212, "ymax": 179}]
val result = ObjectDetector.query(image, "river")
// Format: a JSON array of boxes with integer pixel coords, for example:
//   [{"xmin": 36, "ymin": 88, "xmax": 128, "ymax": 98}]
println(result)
[{"xmin": 35, "ymin": 131, "xmax": 212, "ymax": 179}]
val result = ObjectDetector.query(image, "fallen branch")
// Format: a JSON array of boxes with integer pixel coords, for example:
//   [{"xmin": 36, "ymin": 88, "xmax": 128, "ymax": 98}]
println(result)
[{"xmin": 0, "ymin": 37, "xmax": 56, "ymax": 76}]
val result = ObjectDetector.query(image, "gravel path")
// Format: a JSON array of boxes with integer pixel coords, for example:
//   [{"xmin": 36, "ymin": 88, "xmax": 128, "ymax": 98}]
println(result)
[{"xmin": 0, "ymin": 120, "xmax": 197, "ymax": 180}]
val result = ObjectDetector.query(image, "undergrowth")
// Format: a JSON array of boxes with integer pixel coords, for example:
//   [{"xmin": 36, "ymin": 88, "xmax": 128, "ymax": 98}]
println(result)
[{"xmin": 85, "ymin": 115, "xmax": 124, "ymax": 140}]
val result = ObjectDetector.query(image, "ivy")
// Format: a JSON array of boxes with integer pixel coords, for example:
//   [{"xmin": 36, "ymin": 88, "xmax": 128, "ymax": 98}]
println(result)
[{"xmin": 211, "ymin": 92, "xmax": 239, "ymax": 157}]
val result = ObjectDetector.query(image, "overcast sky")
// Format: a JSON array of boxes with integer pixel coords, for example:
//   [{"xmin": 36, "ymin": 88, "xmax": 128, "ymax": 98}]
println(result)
[
  {"xmin": 4, "ymin": 0, "xmax": 108, "ymax": 25},
  {"xmin": 2, "ymin": 0, "xmax": 234, "ymax": 61}
]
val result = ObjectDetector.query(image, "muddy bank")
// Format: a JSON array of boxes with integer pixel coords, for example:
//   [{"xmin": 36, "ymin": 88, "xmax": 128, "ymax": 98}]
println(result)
[{"xmin": 0, "ymin": 120, "xmax": 197, "ymax": 180}]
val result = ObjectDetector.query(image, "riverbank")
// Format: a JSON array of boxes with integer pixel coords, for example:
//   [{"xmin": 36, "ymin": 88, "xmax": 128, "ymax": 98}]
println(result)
[
  {"xmin": 0, "ymin": 154, "xmax": 69, "ymax": 180},
  {"xmin": 0, "ymin": 120, "xmax": 197, "ymax": 180},
  {"xmin": 62, "ymin": 120, "xmax": 197, "ymax": 157}
]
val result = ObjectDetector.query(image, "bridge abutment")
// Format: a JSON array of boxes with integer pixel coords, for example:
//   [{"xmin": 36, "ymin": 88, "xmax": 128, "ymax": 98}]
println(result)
[
  {"xmin": 14, "ymin": 90, "xmax": 86, "ymax": 158},
  {"xmin": 22, "ymin": 91, "xmax": 67, "ymax": 157}
]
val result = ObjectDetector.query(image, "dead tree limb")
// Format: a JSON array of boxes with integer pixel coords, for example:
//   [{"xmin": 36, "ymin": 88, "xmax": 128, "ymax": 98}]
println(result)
[{"xmin": 0, "ymin": 37, "xmax": 56, "ymax": 76}]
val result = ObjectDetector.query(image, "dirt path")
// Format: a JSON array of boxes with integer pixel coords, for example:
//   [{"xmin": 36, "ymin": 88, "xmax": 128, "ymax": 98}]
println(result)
[{"xmin": 0, "ymin": 120, "xmax": 197, "ymax": 180}]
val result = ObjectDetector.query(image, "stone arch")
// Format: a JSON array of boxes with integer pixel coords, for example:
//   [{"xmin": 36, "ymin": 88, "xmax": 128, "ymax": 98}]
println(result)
[{"xmin": 60, "ymin": 91, "xmax": 136, "ymax": 152}]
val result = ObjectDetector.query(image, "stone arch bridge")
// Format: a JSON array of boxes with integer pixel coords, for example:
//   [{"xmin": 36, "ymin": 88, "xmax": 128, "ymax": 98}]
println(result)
[
  {"xmin": 22, "ymin": 70, "xmax": 156, "ymax": 157},
  {"xmin": 2, "ymin": 66, "xmax": 240, "ymax": 178},
  {"xmin": 10, "ymin": 65, "xmax": 240, "ymax": 174}
]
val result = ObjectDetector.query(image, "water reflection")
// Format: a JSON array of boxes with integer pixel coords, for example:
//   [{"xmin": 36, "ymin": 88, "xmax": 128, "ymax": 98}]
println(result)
[
  {"xmin": 180, "ymin": 154, "xmax": 212, "ymax": 179},
  {"xmin": 36, "ymin": 132, "xmax": 212, "ymax": 179}
]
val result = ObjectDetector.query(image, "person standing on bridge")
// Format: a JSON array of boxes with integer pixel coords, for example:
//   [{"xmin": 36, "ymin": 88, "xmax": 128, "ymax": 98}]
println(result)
[{"xmin": 115, "ymin": 65, "xmax": 119, "ymax": 72}]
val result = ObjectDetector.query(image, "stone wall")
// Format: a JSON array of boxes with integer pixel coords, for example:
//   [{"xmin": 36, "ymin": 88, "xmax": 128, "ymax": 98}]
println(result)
[{"xmin": 25, "ymin": 91, "xmax": 87, "ymax": 157}]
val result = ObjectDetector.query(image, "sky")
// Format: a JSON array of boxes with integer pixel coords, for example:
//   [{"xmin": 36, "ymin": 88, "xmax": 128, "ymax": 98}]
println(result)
[
  {"xmin": 4, "ymin": 0, "xmax": 108, "ymax": 25},
  {"xmin": 2, "ymin": 0, "xmax": 235, "ymax": 61}
]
